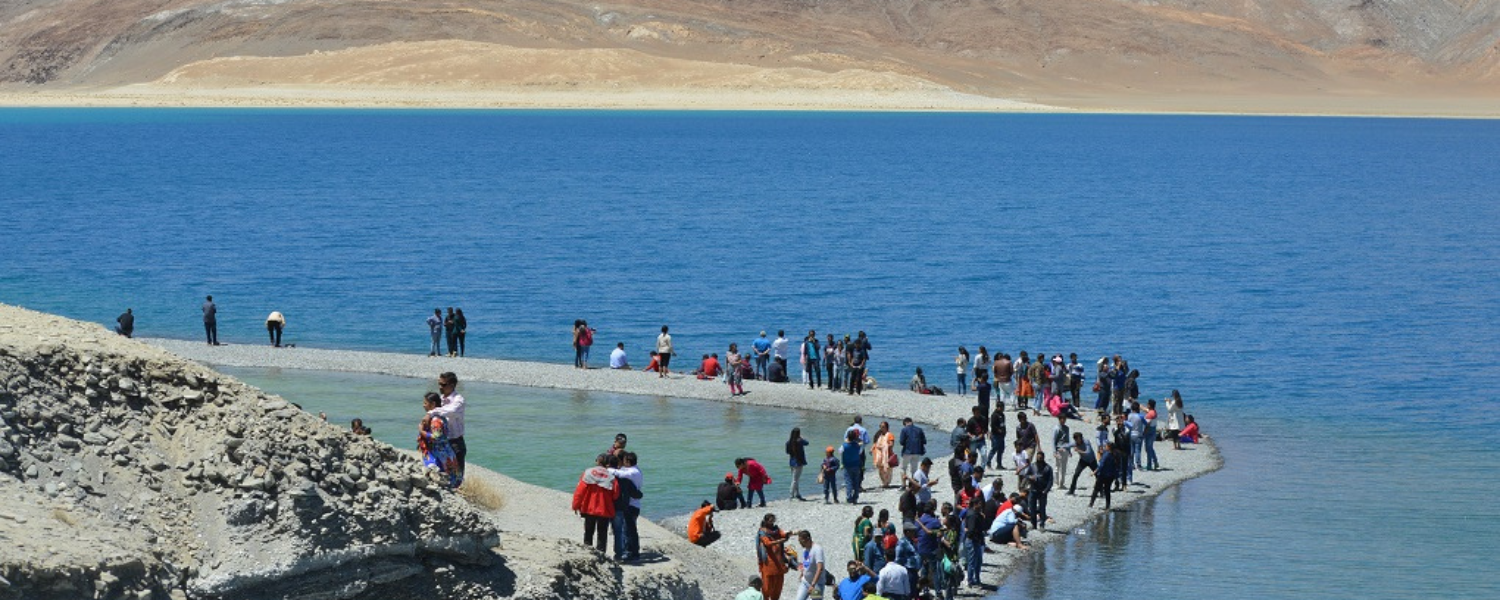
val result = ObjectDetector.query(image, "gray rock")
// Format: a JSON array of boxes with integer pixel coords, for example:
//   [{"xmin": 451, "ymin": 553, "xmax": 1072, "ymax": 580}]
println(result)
[
  {"xmin": 24, "ymin": 464, "xmax": 38, "ymax": 478},
  {"xmin": 0, "ymin": 439, "xmax": 14, "ymax": 458},
  {"xmin": 82, "ymin": 432, "xmax": 107, "ymax": 445},
  {"xmin": 55, "ymin": 434, "xmax": 80, "ymax": 449}
]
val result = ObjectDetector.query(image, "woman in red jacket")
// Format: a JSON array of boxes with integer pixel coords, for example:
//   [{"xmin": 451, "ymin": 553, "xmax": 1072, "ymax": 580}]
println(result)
[
  {"xmin": 572, "ymin": 453, "xmax": 621, "ymax": 553},
  {"xmin": 735, "ymin": 457, "xmax": 772, "ymax": 508}
]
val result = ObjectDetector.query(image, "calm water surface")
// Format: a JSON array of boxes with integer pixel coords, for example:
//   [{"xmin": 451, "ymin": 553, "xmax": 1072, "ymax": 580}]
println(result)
[{"xmin": 2, "ymin": 109, "xmax": 1498, "ymax": 598}]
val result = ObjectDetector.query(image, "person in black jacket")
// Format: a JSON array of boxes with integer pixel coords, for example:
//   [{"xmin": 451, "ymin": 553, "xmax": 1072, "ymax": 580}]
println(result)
[
  {"xmin": 1024, "ymin": 452, "xmax": 1054, "ymax": 529},
  {"xmin": 716, "ymin": 474, "xmax": 741, "ymax": 511},
  {"xmin": 115, "ymin": 308, "xmax": 134, "ymax": 338},
  {"xmin": 1091, "ymin": 442, "xmax": 1120, "ymax": 509}
]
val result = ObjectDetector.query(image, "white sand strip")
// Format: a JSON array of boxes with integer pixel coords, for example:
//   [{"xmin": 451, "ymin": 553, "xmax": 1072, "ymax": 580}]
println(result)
[{"xmin": 147, "ymin": 338, "xmax": 1222, "ymax": 596}]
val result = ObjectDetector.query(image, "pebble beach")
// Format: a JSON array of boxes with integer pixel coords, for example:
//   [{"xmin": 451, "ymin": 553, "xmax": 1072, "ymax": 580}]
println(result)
[{"xmin": 147, "ymin": 338, "xmax": 1223, "ymax": 597}]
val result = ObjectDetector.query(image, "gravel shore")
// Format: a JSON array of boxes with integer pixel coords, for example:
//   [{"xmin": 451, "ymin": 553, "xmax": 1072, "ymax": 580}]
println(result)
[{"xmin": 147, "ymin": 338, "xmax": 1222, "ymax": 597}]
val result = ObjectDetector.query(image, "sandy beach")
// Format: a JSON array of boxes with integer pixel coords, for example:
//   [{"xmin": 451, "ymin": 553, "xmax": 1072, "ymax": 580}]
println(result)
[{"xmin": 147, "ymin": 338, "xmax": 1222, "ymax": 597}]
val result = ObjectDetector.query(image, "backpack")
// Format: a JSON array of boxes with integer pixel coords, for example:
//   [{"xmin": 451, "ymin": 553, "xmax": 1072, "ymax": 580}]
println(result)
[{"xmin": 579, "ymin": 327, "xmax": 593, "ymax": 346}]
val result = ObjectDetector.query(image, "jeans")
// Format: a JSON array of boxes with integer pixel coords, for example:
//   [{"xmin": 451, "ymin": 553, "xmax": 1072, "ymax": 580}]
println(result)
[
  {"xmin": 823, "ymin": 470, "xmax": 839, "ymax": 501},
  {"xmin": 1055, "ymin": 450, "xmax": 1070, "ymax": 489},
  {"xmin": 957, "ymin": 374, "xmax": 968, "ymax": 396},
  {"xmin": 1144, "ymin": 427, "xmax": 1159, "ymax": 469},
  {"xmin": 1029, "ymin": 489, "xmax": 1049, "ymax": 527},
  {"xmin": 446, "ymin": 331, "xmax": 457, "ymax": 355},
  {"xmin": 790, "ymin": 465, "xmax": 804, "ymax": 498},
  {"xmin": 1090, "ymin": 476, "xmax": 1114, "ymax": 508},
  {"xmin": 986, "ymin": 434, "xmax": 1005, "ymax": 469},
  {"xmin": 970, "ymin": 440, "xmax": 986, "ymax": 467},
  {"xmin": 963, "ymin": 538, "xmax": 983, "ymax": 585},
  {"xmin": 267, "ymin": 322, "xmax": 282, "ymax": 346},
  {"xmin": 1070, "ymin": 456, "xmax": 1097, "ymax": 494},
  {"xmin": 827, "ymin": 361, "xmax": 837, "ymax": 390},
  {"xmin": 456, "ymin": 332, "xmax": 465, "ymax": 357},
  {"xmin": 205, "ymin": 321, "xmax": 218, "ymax": 345},
  {"xmin": 806, "ymin": 360, "xmax": 821, "ymax": 388},
  {"xmin": 574, "ymin": 345, "xmax": 585, "ymax": 367},
  {"xmin": 612, "ymin": 505, "xmax": 640, "ymax": 559},
  {"xmin": 795, "ymin": 578, "xmax": 823, "ymax": 600},
  {"xmin": 583, "ymin": 514, "xmax": 610, "ymax": 553},
  {"xmin": 430, "ymin": 331, "xmax": 441, "ymax": 355},
  {"xmin": 844, "ymin": 468, "xmax": 860, "ymax": 503},
  {"xmin": 1130, "ymin": 434, "xmax": 1145, "ymax": 470},
  {"xmin": 923, "ymin": 554, "xmax": 943, "ymax": 598},
  {"xmin": 741, "ymin": 487, "xmax": 767, "ymax": 508},
  {"xmin": 848, "ymin": 367, "xmax": 865, "ymax": 394},
  {"xmin": 755, "ymin": 354, "xmax": 769, "ymax": 380}
]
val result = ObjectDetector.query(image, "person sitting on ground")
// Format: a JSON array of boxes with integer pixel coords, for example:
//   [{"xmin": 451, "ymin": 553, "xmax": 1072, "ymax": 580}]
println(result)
[
  {"xmin": 697, "ymin": 353, "xmax": 723, "ymax": 380},
  {"xmin": 115, "ymin": 308, "xmax": 134, "ymax": 338},
  {"xmin": 717, "ymin": 473, "xmax": 742, "ymax": 511},
  {"xmin": 644, "ymin": 351, "xmax": 661, "ymax": 373},
  {"xmin": 609, "ymin": 343, "xmax": 631, "ymax": 370},
  {"xmin": 987, "ymin": 497, "xmax": 1028, "ymax": 548},
  {"xmin": 351, "ymin": 418, "xmax": 372, "ymax": 436},
  {"xmin": 687, "ymin": 500, "xmax": 720, "ymax": 547},
  {"xmin": 910, "ymin": 367, "xmax": 930, "ymax": 394},
  {"xmin": 736, "ymin": 575, "xmax": 765, "ymax": 600},
  {"xmin": 1178, "ymin": 415, "xmax": 1202, "ymax": 443},
  {"xmin": 767, "ymin": 357, "xmax": 788, "ymax": 383}
]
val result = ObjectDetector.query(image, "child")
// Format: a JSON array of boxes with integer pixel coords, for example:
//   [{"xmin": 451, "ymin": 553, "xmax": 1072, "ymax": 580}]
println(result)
[{"xmin": 821, "ymin": 446, "xmax": 841, "ymax": 504}]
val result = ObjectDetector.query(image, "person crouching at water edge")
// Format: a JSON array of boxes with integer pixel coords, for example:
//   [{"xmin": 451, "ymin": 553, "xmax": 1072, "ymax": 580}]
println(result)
[
  {"xmin": 687, "ymin": 500, "xmax": 720, "ymax": 547},
  {"xmin": 419, "ymin": 392, "xmax": 463, "ymax": 488},
  {"xmin": 572, "ymin": 453, "xmax": 619, "ymax": 554}
]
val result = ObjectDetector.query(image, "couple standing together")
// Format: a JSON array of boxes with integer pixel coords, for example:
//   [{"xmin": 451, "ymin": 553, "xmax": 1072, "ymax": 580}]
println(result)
[{"xmin": 419, "ymin": 371, "xmax": 468, "ymax": 488}]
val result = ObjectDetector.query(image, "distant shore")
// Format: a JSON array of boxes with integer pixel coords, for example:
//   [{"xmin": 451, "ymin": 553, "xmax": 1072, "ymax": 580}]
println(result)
[
  {"xmin": 2, "ymin": 87, "xmax": 1497, "ymax": 118},
  {"xmin": 148, "ymin": 337, "xmax": 1224, "ymax": 598}
]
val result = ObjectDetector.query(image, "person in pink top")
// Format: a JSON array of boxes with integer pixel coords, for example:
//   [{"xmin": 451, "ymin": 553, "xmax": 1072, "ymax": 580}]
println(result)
[{"xmin": 735, "ymin": 457, "xmax": 773, "ymax": 508}]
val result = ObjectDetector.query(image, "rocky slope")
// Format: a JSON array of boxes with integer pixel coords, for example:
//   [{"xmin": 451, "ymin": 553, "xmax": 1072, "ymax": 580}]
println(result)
[
  {"xmin": 0, "ymin": 305, "xmax": 507, "ymax": 600},
  {"xmin": 0, "ymin": 0, "xmax": 1495, "ymax": 109}
]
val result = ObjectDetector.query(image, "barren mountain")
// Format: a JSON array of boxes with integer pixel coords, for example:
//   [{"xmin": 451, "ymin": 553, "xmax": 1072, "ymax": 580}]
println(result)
[{"xmin": 0, "ymin": 0, "xmax": 1496, "ymax": 112}]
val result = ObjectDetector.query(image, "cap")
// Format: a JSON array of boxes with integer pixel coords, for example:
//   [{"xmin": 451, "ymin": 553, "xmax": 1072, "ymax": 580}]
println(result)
[
  {"xmin": 726, "ymin": 472, "xmax": 736, "ymax": 479},
  {"xmin": 826, "ymin": 446, "xmax": 835, "ymax": 453}
]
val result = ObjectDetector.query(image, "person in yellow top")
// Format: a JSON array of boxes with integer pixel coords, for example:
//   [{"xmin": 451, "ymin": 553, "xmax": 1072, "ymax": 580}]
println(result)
[{"xmin": 266, "ymin": 311, "xmax": 286, "ymax": 347}]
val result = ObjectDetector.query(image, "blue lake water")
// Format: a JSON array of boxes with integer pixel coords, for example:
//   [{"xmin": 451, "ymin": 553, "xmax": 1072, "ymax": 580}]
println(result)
[{"xmin": 2, "ymin": 109, "xmax": 1498, "ymax": 599}]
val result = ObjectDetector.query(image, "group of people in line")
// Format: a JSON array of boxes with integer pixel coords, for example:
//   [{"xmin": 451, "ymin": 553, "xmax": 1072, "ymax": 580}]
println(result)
[
  {"xmin": 595, "ymin": 326, "xmax": 880, "ymax": 396},
  {"xmin": 427, "ymin": 307, "xmax": 468, "ymax": 357}
]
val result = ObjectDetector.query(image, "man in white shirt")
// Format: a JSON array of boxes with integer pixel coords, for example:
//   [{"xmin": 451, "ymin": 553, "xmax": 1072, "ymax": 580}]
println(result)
[
  {"xmin": 427, "ymin": 371, "xmax": 467, "ymax": 473},
  {"xmin": 912, "ymin": 458, "xmax": 936, "ymax": 505},
  {"xmin": 876, "ymin": 547, "xmax": 911, "ymax": 600},
  {"xmin": 609, "ymin": 343, "xmax": 631, "ymax": 370},
  {"xmin": 795, "ymin": 531, "xmax": 825, "ymax": 600},
  {"xmin": 611, "ymin": 452, "xmax": 644, "ymax": 561},
  {"xmin": 771, "ymin": 330, "xmax": 789, "ymax": 379}
]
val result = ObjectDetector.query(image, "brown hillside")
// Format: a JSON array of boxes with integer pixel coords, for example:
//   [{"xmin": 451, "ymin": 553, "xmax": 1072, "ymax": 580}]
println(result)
[{"xmin": 0, "ymin": 0, "xmax": 1496, "ymax": 112}]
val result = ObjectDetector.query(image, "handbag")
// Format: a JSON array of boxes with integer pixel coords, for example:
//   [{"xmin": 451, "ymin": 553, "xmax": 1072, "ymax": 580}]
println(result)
[{"xmin": 887, "ymin": 453, "xmax": 899, "ymax": 468}]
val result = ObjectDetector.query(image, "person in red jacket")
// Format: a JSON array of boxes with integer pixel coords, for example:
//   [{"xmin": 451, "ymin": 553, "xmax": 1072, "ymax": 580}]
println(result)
[
  {"xmin": 735, "ymin": 457, "xmax": 773, "ymax": 508},
  {"xmin": 572, "ymin": 453, "xmax": 621, "ymax": 554}
]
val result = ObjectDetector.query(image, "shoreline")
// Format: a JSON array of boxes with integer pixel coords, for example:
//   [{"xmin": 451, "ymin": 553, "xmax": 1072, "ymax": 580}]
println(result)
[
  {"xmin": 146, "ymin": 337, "xmax": 1224, "ymax": 597},
  {"xmin": 1, "ymin": 88, "xmax": 1497, "ymax": 119}
]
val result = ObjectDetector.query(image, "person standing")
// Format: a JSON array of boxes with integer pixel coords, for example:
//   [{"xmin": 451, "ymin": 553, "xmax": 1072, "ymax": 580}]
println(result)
[
  {"xmin": 1166, "ymin": 390, "xmax": 1187, "ymax": 450},
  {"xmin": 1090, "ymin": 442, "xmax": 1119, "ymax": 509},
  {"xmin": 786, "ymin": 428, "xmax": 810, "ymax": 501},
  {"xmin": 612, "ymin": 452, "xmax": 644, "ymax": 562},
  {"xmin": 571, "ymin": 453, "xmax": 619, "ymax": 554},
  {"xmin": 1067, "ymin": 353, "xmax": 1085, "ymax": 406},
  {"xmin": 824, "ymin": 334, "xmax": 839, "ymax": 391},
  {"xmin": 1025, "ymin": 452, "xmax": 1054, "ymax": 530},
  {"xmin": 772, "ymin": 330, "xmax": 789, "ymax": 376},
  {"xmin": 841, "ymin": 430, "xmax": 865, "ymax": 503},
  {"xmin": 656, "ymin": 325, "xmax": 674, "ymax": 377},
  {"xmin": 1144, "ymin": 399, "xmax": 1161, "ymax": 470},
  {"xmin": 265, "ymin": 310, "xmax": 285, "ymax": 347},
  {"xmin": 897, "ymin": 418, "xmax": 926, "ymax": 480},
  {"xmin": 202, "ymin": 295, "xmax": 218, "ymax": 345},
  {"xmin": 757, "ymin": 514, "xmax": 794, "ymax": 600},
  {"xmin": 454, "ymin": 308, "xmax": 467, "ymax": 357},
  {"xmin": 847, "ymin": 339, "xmax": 867, "ymax": 396},
  {"xmin": 961, "ymin": 494, "xmax": 986, "ymax": 589},
  {"xmin": 727, "ymin": 343, "xmax": 745, "ymax": 396},
  {"xmin": 1052, "ymin": 416, "xmax": 1072, "ymax": 490},
  {"xmin": 974, "ymin": 371, "xmax": 992, "ymax": 419},
  {"xmin": 993, "ymin": 353, "xmax": 1014, "ymax": 410},
  {"xmin": 419, "ymin": 393, "xmax": 463, "ymax": 488},
  {"xmin": 803, "ymin": 331, "xmax": 822, "ymax": 389},
  {"xmin": 873, "ymin": 421, "xmax": 896, "ymax": 488},
  {"xmin": 115, "ymin": 308, "xmax": 134, "ymax": 338},
  {"xmin": 427, "ymin": 372, "xmax": 468, "ymax": 475},
  {"xmin": 955, "ymin": 347, "xmax": 972, "ymax": 396},
  {"xmin": 970, "ymin": 346, "xmax": 989, "ymax": 395},
  {"xmin": 736, "ymin": 457, "xmax": 772, "ymax": 508},
  {"xmin": 427, "ymin": 309, "xmax": 443, "ymax": 356},
  {"xmin": 1067, "ymin": 432, "xmax": 1097, "ymax": 495},
  {"xmin": 1014, "ymin": 353, "xmax": 1032, "ymax": 411},
  {"xmin": 795, "ymin": 531, "xmax": 826, "ymax": 600},
  {"xmin": 444, "ymin": 308, "xmax": 458, "ymax": 357},
  {"xmin": 986, "ymin": 405, "xmax": 1006, "ymax": 470},
  {"xmin": 753, "ymin": 331, "xmax": 773, "ymax": 380}
]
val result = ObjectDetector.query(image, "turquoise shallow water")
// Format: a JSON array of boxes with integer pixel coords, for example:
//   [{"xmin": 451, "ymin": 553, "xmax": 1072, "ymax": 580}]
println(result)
[
  {"xmin": 3, "ymin": 109, "xmax": 1499, "ymax": 598},
  {"xmin": 219, "ymin": 366, "xmax": 939, "ymax": 520}
]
